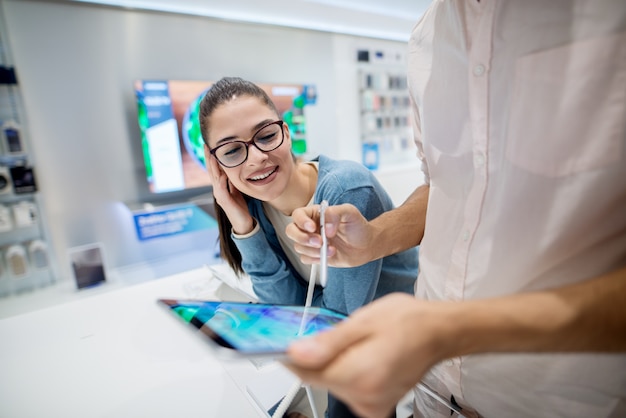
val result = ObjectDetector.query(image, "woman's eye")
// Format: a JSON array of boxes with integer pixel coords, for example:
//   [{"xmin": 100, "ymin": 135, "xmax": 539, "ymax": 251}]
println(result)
[
  {"xmin": 256, "ymin": 132, "xmax": 277, "ymax": 143},
  {"xmin": 222, "ymin": 144, "xmax": 244, "ymax": 157}
]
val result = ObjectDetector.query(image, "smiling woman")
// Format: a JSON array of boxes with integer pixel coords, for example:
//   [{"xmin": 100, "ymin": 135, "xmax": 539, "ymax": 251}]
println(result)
[{"xmin": 197, "ymin": 77, "xmax": 419, "ymax": 418}]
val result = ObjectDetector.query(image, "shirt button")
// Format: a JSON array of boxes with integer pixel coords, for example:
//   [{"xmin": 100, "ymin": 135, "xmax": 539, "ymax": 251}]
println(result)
[
  {"xmin": 473, "ymin": 64, "xmax": 485, "ymax": 76},
  {"xmin": 475, "ymin": 153, "xmax": 485, "ymax": 167},
  {"xmin": 462, "ymin": 230, "xmax": 470, "ymax": 241},
  {"xmin": 445, "ymin": 358, "xmax": 455, "ymax": 367}
]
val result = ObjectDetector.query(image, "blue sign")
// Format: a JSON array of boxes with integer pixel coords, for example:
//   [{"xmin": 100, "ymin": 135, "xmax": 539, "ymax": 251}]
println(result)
[
  {"xmin": 133, "ymin": 204, "xmax": 218, "ymax": 241},
  {"xmin": 362, "ymin": 142, "xmax": 380, "ymax": 170}
]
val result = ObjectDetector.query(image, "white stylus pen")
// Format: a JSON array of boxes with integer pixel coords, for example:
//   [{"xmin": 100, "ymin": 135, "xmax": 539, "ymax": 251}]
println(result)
[
  {"xmin": 417, "ymin": 383, "xmax": 465, "ymax": 416},
  {"xmin": 319, "ymin": 200, "xmax": 329, "ymax": 287}
]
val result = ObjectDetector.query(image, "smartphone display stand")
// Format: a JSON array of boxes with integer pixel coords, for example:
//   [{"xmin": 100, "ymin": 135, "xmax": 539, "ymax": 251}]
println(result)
[
  {"xmin": 68, "ymin": 243, "xmax": 107, "ymax": 290},
  {"xmin": 245, "ymin": 365, "xmax": 299, "ymax": 417}
]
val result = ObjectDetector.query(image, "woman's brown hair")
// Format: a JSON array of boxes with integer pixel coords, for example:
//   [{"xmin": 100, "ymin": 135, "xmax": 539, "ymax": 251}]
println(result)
[{"xmin": 198, "ymin": 77, "xmax": 279, "ymax": 276}]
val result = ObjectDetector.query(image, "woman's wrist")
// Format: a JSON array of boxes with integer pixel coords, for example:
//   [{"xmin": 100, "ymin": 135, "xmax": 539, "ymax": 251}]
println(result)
[{"xmin": 232, "ymin": 217, "xmax": 256, "ymax": 236}]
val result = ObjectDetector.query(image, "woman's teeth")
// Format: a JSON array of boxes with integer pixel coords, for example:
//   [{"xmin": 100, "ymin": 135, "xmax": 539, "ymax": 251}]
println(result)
[{"xmin": 250, "ymin": 167, "xmax": 276, "ymax": 181}]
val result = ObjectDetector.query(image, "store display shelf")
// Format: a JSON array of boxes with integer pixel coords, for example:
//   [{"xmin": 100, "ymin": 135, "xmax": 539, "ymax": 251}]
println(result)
[{"xmin": 0, "ymin": 248, "xmax": 223, "ymax": 320}]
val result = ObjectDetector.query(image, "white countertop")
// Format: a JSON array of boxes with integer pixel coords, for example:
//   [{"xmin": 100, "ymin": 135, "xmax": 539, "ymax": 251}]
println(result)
[{"xmin": 0, "ymin": 266, "xmax": 295, "ymax": 418}]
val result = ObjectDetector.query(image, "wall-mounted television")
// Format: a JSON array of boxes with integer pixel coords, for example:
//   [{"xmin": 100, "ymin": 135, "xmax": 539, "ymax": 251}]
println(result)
[{"xmin": 134, "ymin": 79, "xmax": 316, "ymax": 194}]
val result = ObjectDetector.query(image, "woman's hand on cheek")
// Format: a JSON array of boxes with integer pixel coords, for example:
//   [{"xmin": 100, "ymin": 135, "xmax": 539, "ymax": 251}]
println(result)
[
  {"xmin": 205, "ymin": 148, "xmax": 255, "ymax": 234},
  {"xmin": 206, "ymin": 152, "xmax": 231, "ymax": 203}
]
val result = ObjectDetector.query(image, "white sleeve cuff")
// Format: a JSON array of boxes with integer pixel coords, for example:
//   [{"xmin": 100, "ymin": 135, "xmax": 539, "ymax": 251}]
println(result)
[{"xmin": 231, "ymin": 219, "xmax": 260, "ymax": 239}]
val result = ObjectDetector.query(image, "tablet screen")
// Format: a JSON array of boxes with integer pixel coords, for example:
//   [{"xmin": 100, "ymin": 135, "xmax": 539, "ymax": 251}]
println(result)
[{"xmin": 159, "ymin": 299, "xmax": 347, "ymax": 355}]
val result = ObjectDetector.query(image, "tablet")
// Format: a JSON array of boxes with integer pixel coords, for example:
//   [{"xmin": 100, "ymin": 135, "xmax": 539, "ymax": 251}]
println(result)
[{"xmin": 158, "ymin": 299, "xmax": 347, "ymax": 358}]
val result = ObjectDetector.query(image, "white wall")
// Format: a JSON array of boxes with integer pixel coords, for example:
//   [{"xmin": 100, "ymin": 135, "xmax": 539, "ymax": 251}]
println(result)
[
  {"xmin": 1, "ymin": 0, "xmax": 423, "ymax": 281},
  {"xmin": 330, "ymin": 35, "xmax": 424, "ymax": 205}
]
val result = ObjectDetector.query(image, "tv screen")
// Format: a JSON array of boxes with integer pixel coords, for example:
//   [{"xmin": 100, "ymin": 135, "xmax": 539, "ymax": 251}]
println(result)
[{"xmin": 134, "ymin": 79, "xmax": 316, "ymax": 194}]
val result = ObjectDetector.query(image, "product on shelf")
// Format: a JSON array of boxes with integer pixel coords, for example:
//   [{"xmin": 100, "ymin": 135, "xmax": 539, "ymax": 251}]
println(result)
[
  {"xmin": 12, "ymin": 200, "xmax": 37, "ymax": 228},
  {"xmin": 6, "ymin": 243, "xmax": 28, "ymax": 278},
  {"xmin": 1, "ymin": 120, "xmax": 25, "ymax": 155},
  {"xmin": 28, "ymin": 239, "xmax": 49, "ymax": 270},
  {"xmin": 0, "ymin": 203, "xmax": 13, "ymax": 232},
  {"xmin": 0, "ymin": 165, "xmax": 13, "ymax": 195}
]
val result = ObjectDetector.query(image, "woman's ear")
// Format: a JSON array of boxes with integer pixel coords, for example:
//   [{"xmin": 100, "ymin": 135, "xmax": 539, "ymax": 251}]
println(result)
[{"xmin": 282, "ymin": 121, "xmax": 292, "ymax": 145}]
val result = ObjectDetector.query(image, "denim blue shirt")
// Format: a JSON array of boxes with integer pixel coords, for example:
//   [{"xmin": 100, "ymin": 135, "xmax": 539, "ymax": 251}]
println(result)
[{"xmin": 232, "ymin": 155, "xmax": 418, "ymax": 315}]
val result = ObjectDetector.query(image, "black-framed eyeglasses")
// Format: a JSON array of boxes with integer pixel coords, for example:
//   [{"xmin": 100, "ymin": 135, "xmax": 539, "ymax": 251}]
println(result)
[{"xmin": 209, "ymin": 120, "xmax": 285, "ymax": 168}]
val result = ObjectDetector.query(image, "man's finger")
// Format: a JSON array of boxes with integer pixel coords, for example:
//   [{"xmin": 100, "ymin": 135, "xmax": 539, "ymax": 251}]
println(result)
[{"xmin": 287, "ymin": 316, "xmax": 368, "ymax": 369}]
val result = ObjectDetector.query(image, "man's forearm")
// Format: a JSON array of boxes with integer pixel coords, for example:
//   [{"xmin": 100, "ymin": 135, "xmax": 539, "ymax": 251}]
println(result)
[
  {"xmin": 446, "ymin": 266, "xmax": 626, "ymax": 357},
  {"xmin": 369, "ymin": 184, "xmax": 429, "ymax": 261}
]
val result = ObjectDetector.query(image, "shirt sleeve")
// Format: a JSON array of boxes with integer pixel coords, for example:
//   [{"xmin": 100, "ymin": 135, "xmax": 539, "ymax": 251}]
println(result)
[
  {"xmin": 231, "ymin": 218, "xmax": 260, "ymax": 239},
  {"xmin": 231, "ymin": 226, "xmax": 306, "ymax": 306},
  {"xmin": 410, "ymin": 88, "xmax": 430, "ymax": 186}
]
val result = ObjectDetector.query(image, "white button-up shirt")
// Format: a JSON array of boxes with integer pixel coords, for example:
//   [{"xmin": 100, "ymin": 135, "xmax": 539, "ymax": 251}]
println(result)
[{"xmin": 409, "ymin": 1, "xmax": 626, "ymax": 416}]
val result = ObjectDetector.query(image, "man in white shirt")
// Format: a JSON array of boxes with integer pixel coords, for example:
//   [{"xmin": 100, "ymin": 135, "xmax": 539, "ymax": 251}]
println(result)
[{"xmin": 284, "ymin": 1, "xmax": 626, "ymax": 417}]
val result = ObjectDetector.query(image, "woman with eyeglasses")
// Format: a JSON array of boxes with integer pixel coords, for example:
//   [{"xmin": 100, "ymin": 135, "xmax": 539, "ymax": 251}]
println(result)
[{"xmin": 199, "ymin": 77, "xmax": 417, "ymax": 418}]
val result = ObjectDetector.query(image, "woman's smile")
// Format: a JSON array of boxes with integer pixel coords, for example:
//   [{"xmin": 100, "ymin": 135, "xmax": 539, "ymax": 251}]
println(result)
[{"xmin": 247, "ymin": 165, "xmax": 279, "ymax": 184}]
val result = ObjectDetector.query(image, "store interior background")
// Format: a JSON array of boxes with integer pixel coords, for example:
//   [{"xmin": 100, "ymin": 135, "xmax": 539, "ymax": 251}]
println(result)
[{"xmin": 0, "ymin": 0, "xmax": 430, "ymax": 315}]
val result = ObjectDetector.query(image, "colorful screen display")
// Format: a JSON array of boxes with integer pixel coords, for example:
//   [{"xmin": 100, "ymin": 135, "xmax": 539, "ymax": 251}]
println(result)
[
  {"xmin": 134, "ymin": 80, "xmax": 316, "ymax": 194},
  {"xmin": 159, "ymin": 299, "xmax": 346, "ymax": 355}
]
